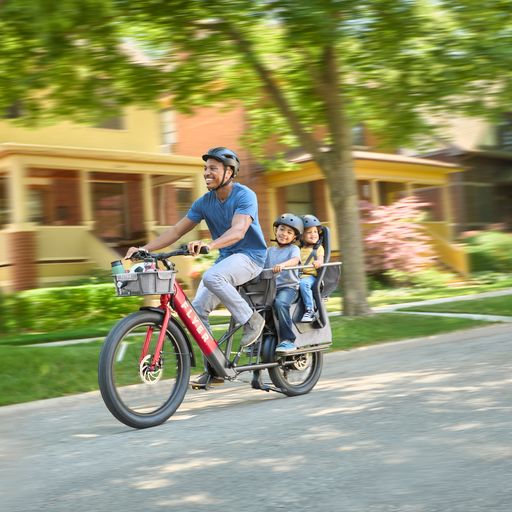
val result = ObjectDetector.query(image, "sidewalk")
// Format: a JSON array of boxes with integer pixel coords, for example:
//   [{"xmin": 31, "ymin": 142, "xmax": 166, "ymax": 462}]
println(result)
[
  {"xmin": 29, "ymin": 288, "xmax": 512, "ymax": 347},
  {"xmin": 369, "ymin": 287, "xmax": 512, "ymax": 323}
]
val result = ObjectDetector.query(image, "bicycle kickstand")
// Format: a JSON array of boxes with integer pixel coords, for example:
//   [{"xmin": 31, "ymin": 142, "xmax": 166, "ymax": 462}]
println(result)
[{"xmin": 251, "ymin": 370, "xmax": 285, "ymax": 394}]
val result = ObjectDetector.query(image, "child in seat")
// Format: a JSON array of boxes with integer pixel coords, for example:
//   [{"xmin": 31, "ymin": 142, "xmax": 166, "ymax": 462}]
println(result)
[
  {"xmin": 265, "ymin": 213, "xmax": 303, "ymax": 353},
  {"xmin": 299, "ymin": 215, "xmax": 325, "ymax": 322}
]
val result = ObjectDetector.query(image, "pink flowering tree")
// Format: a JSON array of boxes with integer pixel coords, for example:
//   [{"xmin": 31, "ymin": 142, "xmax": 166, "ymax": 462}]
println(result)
[{"xmin": 363, "ymin": 196, "xmax": 436, "ymax": 282}]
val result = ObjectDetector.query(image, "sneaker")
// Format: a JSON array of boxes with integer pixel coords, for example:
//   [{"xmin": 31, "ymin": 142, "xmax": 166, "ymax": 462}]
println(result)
[
  {"xmin": 300, "ymin": 309, "xmax": 316, "ymax": 323},
  {"xmin": 275, "ymin": 340, "xmax": 297, "ymax": 353},
  {"xmin": 240, "ymin": 311, "xmax": 265, "ymax": 347},
  {"xmin": 190, "ymin": 372, "xmax": 224, "ymax": 390}
]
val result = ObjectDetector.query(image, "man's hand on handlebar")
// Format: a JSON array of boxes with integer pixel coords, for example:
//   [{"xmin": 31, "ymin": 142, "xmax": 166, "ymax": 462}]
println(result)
[
  {"xmin": 187, "ymin": 240, "xmax": 210, "ymax": 257},
  {"xmin": 125, "ymin": 246, "xmax": 148, "ymax": 260}
]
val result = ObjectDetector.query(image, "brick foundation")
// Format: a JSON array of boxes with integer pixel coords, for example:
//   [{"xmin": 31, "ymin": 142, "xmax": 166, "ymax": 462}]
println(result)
[{"xmin": 8, "ymin": 231, "xmax": 38, "ymax": 291}]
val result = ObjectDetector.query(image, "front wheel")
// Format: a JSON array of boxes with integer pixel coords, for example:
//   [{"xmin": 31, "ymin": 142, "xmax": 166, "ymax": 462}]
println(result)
[
  {"xmin": 98, "ymin": 310, "xmax": 191, "ymax": 428},
  {"xmin": 269, "ymin": 350, "xmax": 323, "ymax": 396}
]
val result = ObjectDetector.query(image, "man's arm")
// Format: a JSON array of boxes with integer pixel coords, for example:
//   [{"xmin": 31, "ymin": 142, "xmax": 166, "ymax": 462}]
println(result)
[
  {"xmin": 188, "ymin": 213, "xmax": 252, "ymax": 255},
  {"xmin": 125, "ymin": 216, "xmax": 197, "ymax": 259}
]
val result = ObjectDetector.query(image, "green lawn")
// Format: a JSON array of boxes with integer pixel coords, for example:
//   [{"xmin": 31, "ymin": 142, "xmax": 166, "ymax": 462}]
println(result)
[
  {"xmin": 0, "ymin": 313, "xmax": 487, "ymax": 407},
  {"xmin": 402, "ymin": 294, "xmax": 512, "ymax": 316}
]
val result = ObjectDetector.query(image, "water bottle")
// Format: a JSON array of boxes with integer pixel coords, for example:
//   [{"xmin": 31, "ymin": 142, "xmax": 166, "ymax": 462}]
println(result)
[{"xmin": 111, "ymin": 260, "xmax": 125, "ymax": 275}]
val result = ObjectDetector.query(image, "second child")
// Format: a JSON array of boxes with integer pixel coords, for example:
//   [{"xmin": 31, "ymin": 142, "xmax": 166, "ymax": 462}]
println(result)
[
  {"xmin": 265, "ymin": 213, "xmax": 303, "ymax": 353},
  {"xmin": 299, "ymin": 215, "xmax": 325, "ymax": 322}
]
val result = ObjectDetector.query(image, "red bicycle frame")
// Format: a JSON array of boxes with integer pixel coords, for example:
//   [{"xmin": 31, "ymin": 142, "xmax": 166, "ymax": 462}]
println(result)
[{"xmin": 141, "ymin": 280, "xmax": 237, "ymax": 379}]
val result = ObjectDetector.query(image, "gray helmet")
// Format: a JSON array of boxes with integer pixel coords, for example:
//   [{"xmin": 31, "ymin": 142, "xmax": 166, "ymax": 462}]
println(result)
[
  {"xmin": 202, "ymin": 147, "xmax": 240, "ymax": 177},
  {"xmin": 273, "ymin": 213, "xmax": 304, "ymax": 236},
  {"xmin": 301, "ymin": 214, "xmax": 322, "ymax": 231}
]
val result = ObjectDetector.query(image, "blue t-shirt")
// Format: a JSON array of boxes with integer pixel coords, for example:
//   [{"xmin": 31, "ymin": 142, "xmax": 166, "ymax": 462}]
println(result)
[
  {"xmin": 265, "ymin": 244, "xmax": 301, "ymax": 289},
  {"xmin": 186, "ymin": 183, "xmax": 267, "ymax": 267}
]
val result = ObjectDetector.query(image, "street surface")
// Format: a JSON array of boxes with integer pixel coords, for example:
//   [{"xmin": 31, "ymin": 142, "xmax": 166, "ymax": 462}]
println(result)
[{"xmin": 1, "ymin": 323, "xmax": 511, "ymax": 512}]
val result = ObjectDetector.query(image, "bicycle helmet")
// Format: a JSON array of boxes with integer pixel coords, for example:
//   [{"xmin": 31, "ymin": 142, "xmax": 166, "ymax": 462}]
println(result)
[
  {"xmin": 301, "ymin": 214, "xmax": 323, "ymax": 231},
  {"xmin": 202, "ymin": 147, "xmax": 240, "ymax": 176},
  {"xmin": 273, "ymin": 213, "xmax": 304, "ymax": 237}
]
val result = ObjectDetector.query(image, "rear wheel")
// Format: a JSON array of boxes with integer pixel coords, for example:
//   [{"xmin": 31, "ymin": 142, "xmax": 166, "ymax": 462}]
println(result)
[
  {"xmin": 269, "ymin": 350, "xmax": 323, "ymax": 396},
  {"xmin": 98, "ymin": 310, "xmax": 191, "ymax": 428}
]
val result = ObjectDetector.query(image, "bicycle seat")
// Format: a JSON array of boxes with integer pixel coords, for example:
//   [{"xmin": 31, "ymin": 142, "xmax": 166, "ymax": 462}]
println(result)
[{"xmin": 239, "ymin": 269, "xmax": 276, "ymax": 308}]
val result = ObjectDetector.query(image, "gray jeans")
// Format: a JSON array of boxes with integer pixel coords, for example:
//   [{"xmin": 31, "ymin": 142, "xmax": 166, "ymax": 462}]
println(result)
[{"xmin": 192, "ymin": 253, "xmax": 263, "ymax": 332}]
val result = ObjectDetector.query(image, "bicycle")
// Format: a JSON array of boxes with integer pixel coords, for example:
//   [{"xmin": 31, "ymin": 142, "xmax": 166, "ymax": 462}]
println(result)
[{"xmin": 98, "ymin": 236, "xmax": 340, "ymax": 429}]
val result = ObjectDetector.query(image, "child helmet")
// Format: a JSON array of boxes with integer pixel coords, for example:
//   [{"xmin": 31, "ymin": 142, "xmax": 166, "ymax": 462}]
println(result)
[
  {"xmin": 202, "ymin": 147, "xmax": 240, "ymax": 176},
  {"xmin": 273, "ymin": 213, "xmax": 304, "ymax": 236},
  {"xmin": 301, "ymin": 214, "xmax": 322, "ymax": 231}
]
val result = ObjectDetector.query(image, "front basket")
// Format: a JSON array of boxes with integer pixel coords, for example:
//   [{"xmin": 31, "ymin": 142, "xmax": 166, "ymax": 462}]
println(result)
[{"xmin": 113, "ymin": 271, "xmax": 176, "ymax": 296}]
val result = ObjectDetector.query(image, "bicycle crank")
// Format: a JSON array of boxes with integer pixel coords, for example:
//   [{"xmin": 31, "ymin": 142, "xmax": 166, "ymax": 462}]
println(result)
[{"xmin": 139, "ymin": 354, "xmax": 164, "ymax": 384}]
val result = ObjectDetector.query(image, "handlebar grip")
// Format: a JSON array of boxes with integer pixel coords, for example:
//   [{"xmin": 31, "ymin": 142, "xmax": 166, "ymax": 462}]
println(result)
[
  {"xmin": 130, "ymin": 249, "xmax": 149, "ymax": 260},
  {"xmin": 178, "ymin": 244, "xmax": 209, "ymax": 255}
]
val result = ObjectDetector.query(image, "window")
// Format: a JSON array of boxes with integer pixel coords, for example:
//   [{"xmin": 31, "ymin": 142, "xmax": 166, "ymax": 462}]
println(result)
[
  {"xmin": 0, "ymin": 177, "xmax": 8, "ymax": 228},
  {"xmin": 497, "ymin": 115, "xmax": 512, "ymax": 151},
  {"xmin": 352, "ymin": 124, "xmax": 365, "ymax": 146},
  {"xmin": 285, "ymin": 183, "xmax": 312, "ymax": 215},
  {"xmin": 92, "ymin": 182, "xmax": 127, "ymax": 240},
  {"xmin": 160, "ymin": 109, "xmax": 176, "ymax": 152},
  {"xmin": 3, "ymin": 102, "xmax": 22, "ymax": 119},
  {"xmin": 96, "ymin": 116, "xmax": 125, "ymax": 130}
]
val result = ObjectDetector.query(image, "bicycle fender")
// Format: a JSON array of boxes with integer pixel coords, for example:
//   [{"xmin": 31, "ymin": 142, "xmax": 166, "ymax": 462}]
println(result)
[{"xmin": 140, "ymin": 307, "xmax": 197, "ymax": 367}]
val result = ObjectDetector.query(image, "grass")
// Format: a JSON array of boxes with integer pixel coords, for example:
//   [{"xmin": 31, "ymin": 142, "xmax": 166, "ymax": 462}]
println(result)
[
  {"xmin": 403, "ymin": 294, "xmax": 512, "ymax": 316},
  {"xmin": 0, "ymin": 313, "xmax": 487, "ymax": 407}
]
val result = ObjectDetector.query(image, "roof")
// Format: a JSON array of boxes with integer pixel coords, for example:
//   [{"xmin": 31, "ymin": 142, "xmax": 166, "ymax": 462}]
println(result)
[{"xmin": 288, "ymin": 148, "xmax": 458, "ymax": 169}]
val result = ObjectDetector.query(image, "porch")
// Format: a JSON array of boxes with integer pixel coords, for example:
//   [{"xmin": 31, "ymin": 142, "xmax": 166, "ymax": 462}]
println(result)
[
  {"xmin": 0, "ymin": 144, "xmax": 204, "ymax": 291},
  {"xmin": 263, "ymin": 150, "xmax": 469, "ymax": 275}
]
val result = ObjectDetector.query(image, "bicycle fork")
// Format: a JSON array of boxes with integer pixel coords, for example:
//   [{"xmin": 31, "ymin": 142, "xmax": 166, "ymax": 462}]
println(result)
[{"xmin": 139, "ymin": 284, "xmax": 237, "ymax": 380}]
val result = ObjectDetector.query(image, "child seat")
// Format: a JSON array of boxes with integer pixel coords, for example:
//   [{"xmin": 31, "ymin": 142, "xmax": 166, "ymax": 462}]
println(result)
[{"xmin": 309, "ymin": 226, "xmax": 341, "ymax": 328}]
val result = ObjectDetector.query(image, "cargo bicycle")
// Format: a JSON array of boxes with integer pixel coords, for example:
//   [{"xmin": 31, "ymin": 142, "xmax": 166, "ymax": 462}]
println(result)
[{"xmin": 98, "ymin": 228, "xmax": 340, "ymax": 429}]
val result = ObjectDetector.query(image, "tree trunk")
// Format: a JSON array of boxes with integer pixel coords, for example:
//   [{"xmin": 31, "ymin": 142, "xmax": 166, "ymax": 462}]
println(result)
[{"xmin": 321, "ymin": 149, "xmax": 371, "ymax": 316}]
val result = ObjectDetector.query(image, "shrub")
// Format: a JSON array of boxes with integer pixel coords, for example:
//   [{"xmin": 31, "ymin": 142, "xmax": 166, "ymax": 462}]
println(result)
[
  {"xmin": 364, "ymin": 196, "xmax": 436, "ymax": 280},
  {"xmin": 462, "ymin": 231, "xmax": 512, "ymax": 273},
  {"xmin": 1, "ymin": 284, "xmax": 142, "ymax": 335},
  {"xmin": 383, "ymin": 268, "xmax": 456, "ymax": 288}
]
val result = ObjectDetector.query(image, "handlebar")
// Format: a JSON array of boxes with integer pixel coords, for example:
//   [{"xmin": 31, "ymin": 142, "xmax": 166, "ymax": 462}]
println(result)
[
  {"xmin": 130, "ymin": 244, "xmax": 209, "ymax": 261},
  {"xmin": 263, "ymin": 261, "xmax": 342, "ymax": 272}
]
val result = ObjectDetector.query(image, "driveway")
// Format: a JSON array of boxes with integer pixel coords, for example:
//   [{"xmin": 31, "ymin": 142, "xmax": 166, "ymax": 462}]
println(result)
[{"xmin": 1, "ymin": 323, "xmax": 511, "ymax": 512}]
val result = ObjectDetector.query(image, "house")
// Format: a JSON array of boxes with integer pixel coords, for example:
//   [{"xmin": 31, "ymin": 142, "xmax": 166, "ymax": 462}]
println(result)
[
  {"xmin": 420, "ymin": 115, "xmax": 512, "ymax": 235},
  {"xmin": 0, "ymin": 107, "xmax": 204, "ymax": 291},
  {"xmin": 1, "ymin": 104, "xmax": 468, "ymax": 292}
]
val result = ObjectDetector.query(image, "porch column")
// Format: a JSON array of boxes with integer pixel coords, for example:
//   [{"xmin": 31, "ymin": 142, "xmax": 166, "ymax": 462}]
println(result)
[
  {"xmin": 6, "ymin": 157, "xmax": 37, "ymax": 290},
  {"xmin": 142, "ymin": 174, "xmax": 156, "ymax": 239},
  {"xmin": 7, "ymin": 157, "xmax": 28, "ymax": 228},
  {"xmin": 267, "ymin": 187, "xmax": 277, "ymax": 234},
  {"xmin": 370, "ymin": 180, "xmax": 380, "ymax": 206},
  {"xmin": 442, "ymin": 184, "xmax": 454, "ymax": 239},
  {"xmin": 79, "ymin": 170, "xmax": 94, "ymax": 230}
]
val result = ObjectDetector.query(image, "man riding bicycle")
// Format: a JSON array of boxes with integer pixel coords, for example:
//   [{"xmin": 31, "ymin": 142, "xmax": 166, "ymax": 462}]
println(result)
[{"xmin": 125, "ymin": 147, "xmax": 267, "ymax": 388}]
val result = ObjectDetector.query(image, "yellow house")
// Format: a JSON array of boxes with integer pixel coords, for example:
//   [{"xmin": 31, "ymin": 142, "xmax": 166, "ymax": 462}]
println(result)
[
  {"xmin": 0, "ymin": 107, "xmax": 204, "ymax": 291},
  {"xmin": 263, "ymin": 150, "xmax": 468, "ymax": 275}
]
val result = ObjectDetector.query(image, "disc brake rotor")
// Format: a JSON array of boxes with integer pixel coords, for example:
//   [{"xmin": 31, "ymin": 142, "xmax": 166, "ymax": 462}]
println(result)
[
  {"xmin": 290, "ymin": 353, "xmax": 312, "ymax": 371},
  {"xmin": 139, "ymin": 354, "xmax": 163, "ymax": 384}
]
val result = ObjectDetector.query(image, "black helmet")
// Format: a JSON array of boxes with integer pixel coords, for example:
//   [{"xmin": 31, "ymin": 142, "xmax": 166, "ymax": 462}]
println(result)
[
  {"xmin": 273, "ymin": 213, "xmax": 304, "ymax": 236},
  {"xmin": 202, "ymin": 147, "xmax": 240, "ymax": 177},
  {"xmin": 301, "ymin": 214, "xmax": 322, "ymax": 231}
]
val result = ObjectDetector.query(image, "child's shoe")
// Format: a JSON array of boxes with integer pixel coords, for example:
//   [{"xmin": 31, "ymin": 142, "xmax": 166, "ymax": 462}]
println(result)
[
  {"xmin": 300, "ymin": 309, "xmax": 316, "ymax": 322},
  {"xmin": 275, "ymin": 340, "xmax": 297, "ymax": 353}
]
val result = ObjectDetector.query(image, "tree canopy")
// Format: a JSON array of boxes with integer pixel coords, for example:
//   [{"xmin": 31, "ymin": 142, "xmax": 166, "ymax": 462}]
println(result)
[{"xmin": 2, "ymin": 0, "xmax": 512, "ymax": 314}]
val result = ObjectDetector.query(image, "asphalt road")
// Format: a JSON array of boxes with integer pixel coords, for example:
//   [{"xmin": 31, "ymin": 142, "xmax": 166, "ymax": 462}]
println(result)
[{"xmin": 1, "ymin": 323, "xmax": 511, "ymax": 512}]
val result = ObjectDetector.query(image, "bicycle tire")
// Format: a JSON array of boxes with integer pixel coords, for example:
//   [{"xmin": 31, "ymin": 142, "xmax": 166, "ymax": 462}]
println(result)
[
  {"xmin": 269, "ymin": 350, "xmax": 323, "ymax": 396},
  {"xmin": 98, "ymin": 310, "xmax": 191, "ymax": 428}
]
